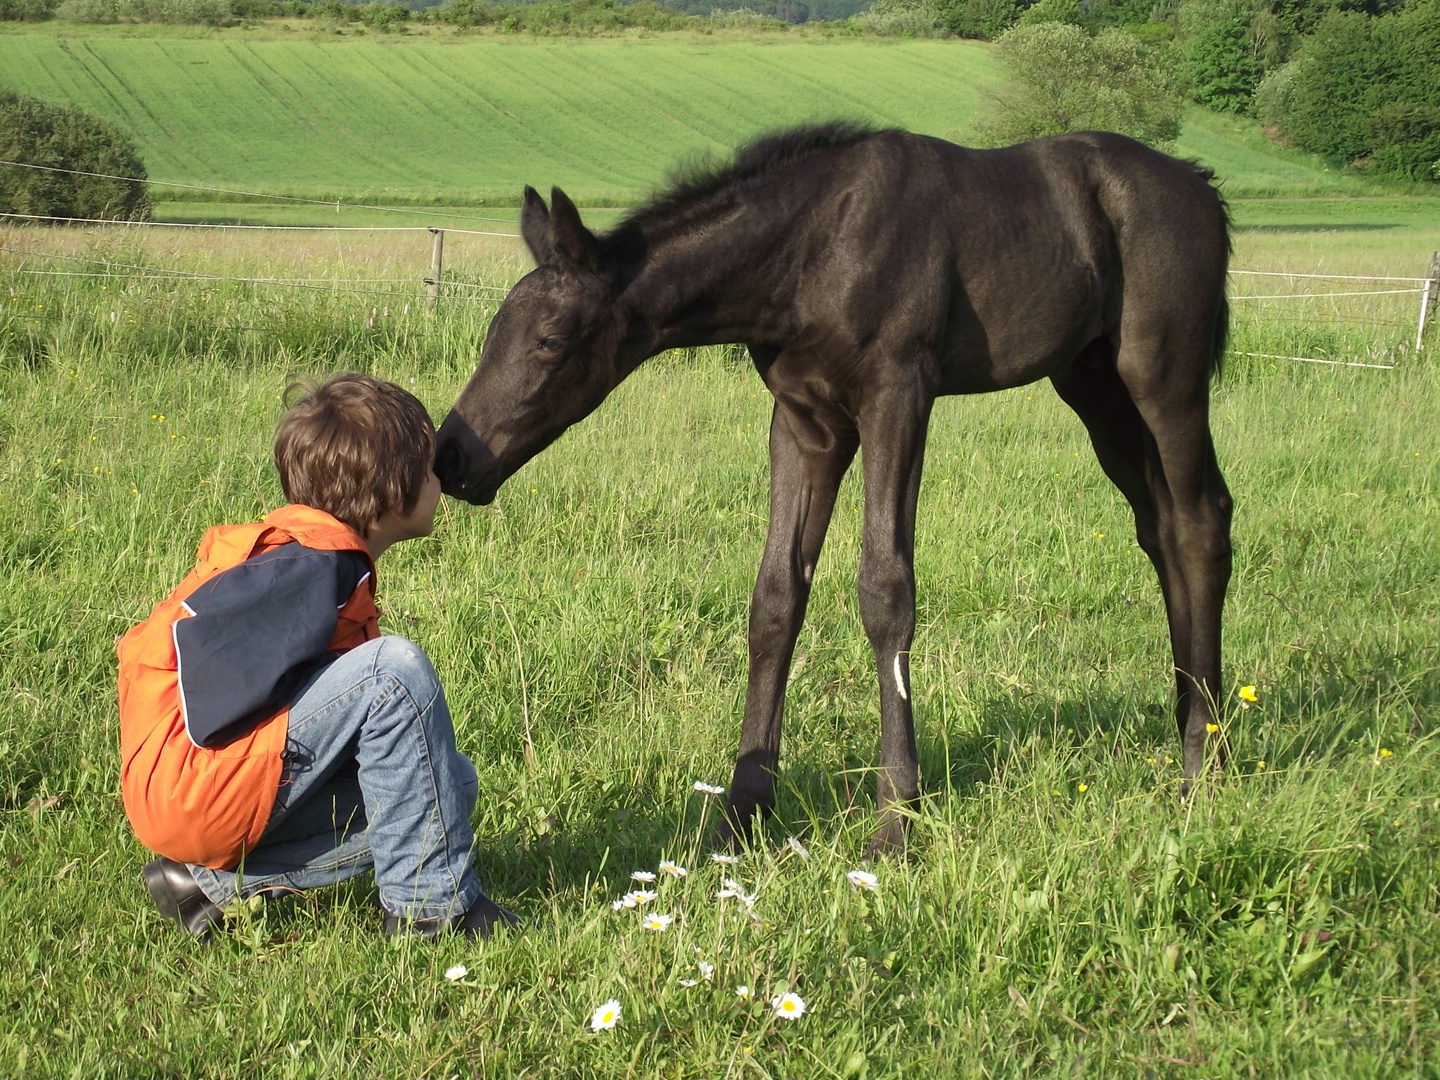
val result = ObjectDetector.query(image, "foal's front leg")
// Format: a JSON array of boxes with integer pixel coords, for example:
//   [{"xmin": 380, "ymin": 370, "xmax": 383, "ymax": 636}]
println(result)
[
  {"xmin": 857, "ymin": 383, "xmax": 934, "ymax": 857},
  {"xmin": 720, "ymin": 402, "xmax": 856, "ymax": 846}
]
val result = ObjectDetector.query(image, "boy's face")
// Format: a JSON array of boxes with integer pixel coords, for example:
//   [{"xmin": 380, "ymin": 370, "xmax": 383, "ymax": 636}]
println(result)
[
  {"xmin": 399, "ymin": 467, "xmax": 443, "ymax": 540},
  {"xmin": 366, "ymin": 466, "xmax": 442, "ymax": 560}
]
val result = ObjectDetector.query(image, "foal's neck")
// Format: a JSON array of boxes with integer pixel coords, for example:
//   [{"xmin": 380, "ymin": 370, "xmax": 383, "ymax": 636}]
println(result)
[{"xmin": 612, "ymin": 192, "xmax": 801, "ymax": 361}]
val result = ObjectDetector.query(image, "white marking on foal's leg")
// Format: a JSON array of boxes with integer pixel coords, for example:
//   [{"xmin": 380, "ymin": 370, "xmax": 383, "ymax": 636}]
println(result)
[{"xmin": 893, "ymin": 653, "xmax": 908, "ymax": 701}]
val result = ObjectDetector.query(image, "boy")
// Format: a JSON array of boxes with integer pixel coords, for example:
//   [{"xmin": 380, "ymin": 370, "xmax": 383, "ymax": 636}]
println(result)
[{"xmin": 118, "ymin": 374, "xmax": 517, "ymax": 941}]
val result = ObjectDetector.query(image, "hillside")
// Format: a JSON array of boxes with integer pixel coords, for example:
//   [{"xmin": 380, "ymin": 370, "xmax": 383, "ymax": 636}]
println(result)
[{"xmin": 0, "ymin": 28, "xmax": 1408, "ymax": 211}]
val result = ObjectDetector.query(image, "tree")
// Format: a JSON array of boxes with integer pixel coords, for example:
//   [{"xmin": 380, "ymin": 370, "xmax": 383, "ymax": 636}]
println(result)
[
  {"xmin": 974, "ymin": 22, "xmax": 1185, "ymax": 150},
  {"xmin": 1275, "ymin": 0, "xmax": 1439, "ymax": 178},
  {"xmin": 1181, "ymin": 1, "xmax": 1261, "ymax": 113},
  {"xmin": 0, "ymin": 89, "xmax": 151, "ymax": 221}
]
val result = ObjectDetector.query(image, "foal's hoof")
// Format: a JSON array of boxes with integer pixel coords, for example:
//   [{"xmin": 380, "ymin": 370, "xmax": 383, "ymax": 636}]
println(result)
[
  {"xmin": 866, "ymin": 819, "xmax": 907, "ymax": 861},
  {"xmin": 710, "ymin": 801, "xmax": 764, "ymax": 852}
]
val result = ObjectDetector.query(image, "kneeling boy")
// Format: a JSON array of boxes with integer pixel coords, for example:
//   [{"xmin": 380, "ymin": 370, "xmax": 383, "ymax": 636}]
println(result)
[{"xmin": 118, "ymin": 374, "xmax": 516, "ymax": 940}]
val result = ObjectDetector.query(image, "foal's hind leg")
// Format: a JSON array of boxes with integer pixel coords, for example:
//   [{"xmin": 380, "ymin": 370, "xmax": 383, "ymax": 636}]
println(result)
[
  {"xmin": 720, "ymin": 401, "xmax": 858, "ymax": 847},
  {"xmin": 1118, "ymin": 351, "xmax": 1234, "ymax": 785},
  {"xmin": 1052, "ymin": 350, "xmax": 1196, "ymax": 748}
]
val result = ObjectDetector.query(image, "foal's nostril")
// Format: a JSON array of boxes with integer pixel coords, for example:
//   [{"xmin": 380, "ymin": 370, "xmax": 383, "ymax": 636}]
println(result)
[{"xmin": 434, "ymin": 439, "xmax": 461, "ymax": 484}]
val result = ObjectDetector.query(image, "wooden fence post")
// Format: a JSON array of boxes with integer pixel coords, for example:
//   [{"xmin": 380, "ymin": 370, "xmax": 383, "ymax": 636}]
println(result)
[
  {"xmin": 425, "ymin": 227, "xmax": 444, "ymax": 304},
  {"xmin": 1417, "ymin": 251, "xmax": 1439, "ymax": 353}
]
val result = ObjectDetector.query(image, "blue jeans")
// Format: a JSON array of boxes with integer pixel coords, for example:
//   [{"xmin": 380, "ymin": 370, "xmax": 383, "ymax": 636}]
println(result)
[{"xmin": 189, "ymin": 636, "xmax": 484, "ymax": 921}]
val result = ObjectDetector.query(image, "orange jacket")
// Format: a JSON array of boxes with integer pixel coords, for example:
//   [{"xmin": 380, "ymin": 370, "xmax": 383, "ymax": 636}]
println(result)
[{"xmin": 117, "ymin": 505, "xmax": 378, "ymax": 870}]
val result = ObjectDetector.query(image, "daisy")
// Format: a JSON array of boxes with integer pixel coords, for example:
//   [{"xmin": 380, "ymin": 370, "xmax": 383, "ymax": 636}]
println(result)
[
  {"xmin": 629, "ymin": 889, "xmax": 658, "ymax": 906},
  {"xmin": 846, "ymin": 869, "xmax": 879, "ymax": 891},
  {"xmin": 444, "ymin": 964, "xmax": 468, "ymax": 982},
  {"xmin": 678, "ymin": 978, "xmax": 698, "ymax": 988},
  {"xmin": 736, "ymin": 985, "xmax": 751, "ymax": 999},
  {"xmin": 590, "ymin": 999, "xmax": 621, "ymax": 1032},
  {"xmin": 631, "ymin": 870, "xmax": 657, "ymax": 883},
  {"xmin": 611, "ymin": 899, "xmax": 628, "ymax": 912},
  {"xmin": 715, "ymin": 887, "xmax": 739, "ymax": 900},
  {"xmin": 786, "ymin": 836, "xmax": 810, "ymax": 859},
  {"xmin": 723, "ymin": 877, "xmax": 746, "ymax": 893},
  {"xmin": 693, "ymin": 781, "xmax": 725, "ymax": 796},
  {"xmin": 771, "ymin": 992, "xmax": 806, "ymax": 1019},
  {"xmin": 658, "ymin": 860, "xmax": 688, "ymax": 878},
  {"xmin": 711, "ymin": 853, "xmax": 740, "ymax": 865},
  {"xmin": 642, "ymin": 912, "xmax": 673, "ymax": 932}
]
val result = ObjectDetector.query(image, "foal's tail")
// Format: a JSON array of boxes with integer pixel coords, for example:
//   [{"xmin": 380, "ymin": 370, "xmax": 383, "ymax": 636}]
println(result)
[
  {"xmin": 1210, "ymin": 293, "xmax": 1229, "ymax": 384},
  {"xmin": 1206, "ymin": 176, "xmax": 1232, "ymax": 384}
]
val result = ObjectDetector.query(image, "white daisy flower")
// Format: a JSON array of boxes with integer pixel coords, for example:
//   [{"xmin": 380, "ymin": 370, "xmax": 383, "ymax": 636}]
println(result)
[
  {"xmin": 611, "ymin": 899, "xmax": 627, "ymax": 912},
  {"xmin": 723, "ymin": 877, "xmax": 745, "ymax": 893},
  {"xmin": 590, "ymin": 999, "xmax": 621, "ymax": 1032},
  {"xmin": 739, "ymin": 893, "xmax": 758, "ymax": 909},
  {"xmin": 711, "ymin": 853, "xmax": 740, "ymax": 865},
  {"xmin": 678, "ymin": 978, "xmax": 698, "ymax": 987},
  {"xmin": 771, "ymin": 992, "xmax": 806, "ymax": 1020},
  {"xmin": 697, "ymin": 961, "xmax": 714, "ymax": 981},
  {"xmin": 786, "ymin": 836, "xmax": 810, "ymax": 859},
  {"xmin": 642, "ymin": 912, "xmax": 673, "ymax": 932},
  {"xmin": 736, "ymin": 985, "xmax": 751, "ymax": 999},
  {"xmin": 693, "ymin": 781, "xmax": 725, "ymax": 796},
  {"xmin": 658, "ymin": 860, "xmax": 688, "ymax": 878},
  {"xmin": 617, "ymin": 892, "xmax": 640, "ymax": 909},
  {"xmin": 631, "ymin": 870, "xmax": 657, "ymax": 883},
  {"xmin": 629, "ymin": 889, "xmax": 657, "ymax": 905},
  {"xmin": 846, "ymin": 869, "xmax": 879, "ymax": 891},
  {"xmin": 444, "ymin": 964, "xmax": 468, "ymax": 982},
  {"xmin": 715, "ymin": 887, "xmax": 739, "ymax": 900}
]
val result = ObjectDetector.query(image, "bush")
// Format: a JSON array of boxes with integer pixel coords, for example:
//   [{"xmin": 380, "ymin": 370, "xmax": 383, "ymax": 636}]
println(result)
[
  {"xmin": 118, "ymin": 0, "xmax": 230, "ymax": 23},
  {"xmin": 437, "ymin": 0, "xmax": 703, "ymax": 32},
  {"xmin": 54, "ymin": 0, "xmax": 114, "ymax": 19},
  {"xmin": 1273, "ymin": 0, "xmax": 1440, "ymax": 179},
  {"xmin": 849, "ymin": 0, "xmax": 943, "ymax": 36},
  {"xmin": 1180, "ymin": 1, "xmax": 1260, "ymax": 114},
  {"xmin": 1016, "ymin": 0, "xmax": 1079, "ymax": 26},
  {"xmin": 0, "ymin": 0, "xmax": 58, "ymax": 20},
  {"xmin": 974, "ymin": 21, "xmax": 1185, "ymax": 149},
  {"xmin": 0, "ymin": 88, "xmax": 151, "ymax": 221},
  {"xmin": 1366, "ymin": 101, "xmax": 1440, "ymax": 182},
  {"xmin": 931, "ymin": 0, "xmax": 1023, "ymax": 38}
]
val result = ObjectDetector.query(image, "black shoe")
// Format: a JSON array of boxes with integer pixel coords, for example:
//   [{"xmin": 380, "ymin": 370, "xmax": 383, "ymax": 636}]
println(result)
[
  {"xmin": 142, "ymin": 857, "xmax": 227, "ymax": 939},
  {"xmin": 383, "ymin": 891, "xmax": 522, "ymax": 942}
]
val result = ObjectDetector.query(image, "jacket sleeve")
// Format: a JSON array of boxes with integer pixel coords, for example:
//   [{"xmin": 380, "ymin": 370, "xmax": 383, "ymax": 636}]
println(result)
[{"xmin": 172, "ymin": 543, "xmax": 370, "ymax": 749}]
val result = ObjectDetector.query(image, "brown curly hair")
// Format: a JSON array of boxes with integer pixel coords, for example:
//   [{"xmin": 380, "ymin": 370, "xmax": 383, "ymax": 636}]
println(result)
[{"xmin": 274, "ymin": 374, "xmax": 435, "ymax": 536}]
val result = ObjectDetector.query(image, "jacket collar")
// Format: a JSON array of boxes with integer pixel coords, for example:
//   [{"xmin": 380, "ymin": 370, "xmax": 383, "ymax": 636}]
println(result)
[{"xmin": 263, "ymin": 505, "xmax": 374, "ymax": 566}]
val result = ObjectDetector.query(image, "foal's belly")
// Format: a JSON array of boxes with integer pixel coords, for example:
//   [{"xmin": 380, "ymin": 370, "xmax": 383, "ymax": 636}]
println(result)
[{"xmin": 938, "ymin": 272, "xmax": 1106, "ymax": 395}]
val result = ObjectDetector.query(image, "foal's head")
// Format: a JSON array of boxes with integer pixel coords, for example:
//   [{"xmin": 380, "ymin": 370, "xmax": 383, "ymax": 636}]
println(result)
[{"xmin": 436, "ymin": 187, "xmax": 623, "ymax": 505}]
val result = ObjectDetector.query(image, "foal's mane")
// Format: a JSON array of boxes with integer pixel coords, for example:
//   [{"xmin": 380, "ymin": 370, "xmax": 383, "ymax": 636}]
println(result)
[{"xmin": 611, "ymin": 121, "xmax": 885, "ymax": 236}]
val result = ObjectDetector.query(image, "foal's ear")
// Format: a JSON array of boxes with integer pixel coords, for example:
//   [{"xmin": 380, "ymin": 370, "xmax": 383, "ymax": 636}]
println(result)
[
  {"xmin": 520, "ymin": 186, "xmax": 553, "ymax": 266},
  {"xmin": 548, "ymin": 187, "xmax": 601, "ymax": 274}
]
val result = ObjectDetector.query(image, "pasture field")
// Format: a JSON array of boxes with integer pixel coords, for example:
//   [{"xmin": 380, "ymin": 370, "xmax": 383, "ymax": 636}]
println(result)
[
  {"xmin": 1, "ymin": 225, "xmax": 1438, "ymax": 1077},
  {"xmin": 0, "ymin": 28, "xmax": 1406, "ymax": 208}
]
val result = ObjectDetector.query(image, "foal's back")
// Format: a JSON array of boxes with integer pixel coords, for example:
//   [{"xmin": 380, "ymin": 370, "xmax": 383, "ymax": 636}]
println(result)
[{"xmin": 786, "ymin": 130, "xmax": 1228, "ymax": 396}]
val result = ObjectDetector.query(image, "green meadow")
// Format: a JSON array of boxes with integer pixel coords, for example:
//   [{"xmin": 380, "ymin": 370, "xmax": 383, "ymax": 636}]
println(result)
[
  {"xmin": 1, "ymin": 224, "xmax": 1438, "ymax": 1076},
  {"xmin": 0, "ymin": 28, "xmax": 1408, "ymax": 207},
  {"xmin": 2, "ymin": 20, "xmax": 1440, "ymax": 1079}
]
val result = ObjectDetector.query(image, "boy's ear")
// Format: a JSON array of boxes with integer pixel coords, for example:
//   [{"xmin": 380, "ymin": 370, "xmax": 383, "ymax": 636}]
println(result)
[
  {"xmin": 520, "ymin": 186, "xmax": 553, "ymax": 266},
  {"xmin": 548, "ymin": 187, "xmax": 600, "ymax": 274}
]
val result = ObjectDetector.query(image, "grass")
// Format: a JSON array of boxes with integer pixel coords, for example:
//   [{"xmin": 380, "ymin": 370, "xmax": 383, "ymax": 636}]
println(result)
[
  {"xmin": 1, "ymin": 224, "xmax": 1438, "ymax": 1076},
  {"xmin": 3, "ymin": 27, "xmax": 1432, "ymax": 211}
]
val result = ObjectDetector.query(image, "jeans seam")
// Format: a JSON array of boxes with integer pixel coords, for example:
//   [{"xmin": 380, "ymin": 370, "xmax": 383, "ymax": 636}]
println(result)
[{"xmin": 372, "ymin": 672, "xmax": 464, "ymax": 916}]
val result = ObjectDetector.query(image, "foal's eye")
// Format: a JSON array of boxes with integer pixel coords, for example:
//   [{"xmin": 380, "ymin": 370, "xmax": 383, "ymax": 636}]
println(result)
[{"xmin": 539, "ymin": 337, "xmax": 565, "ymax": 353}]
